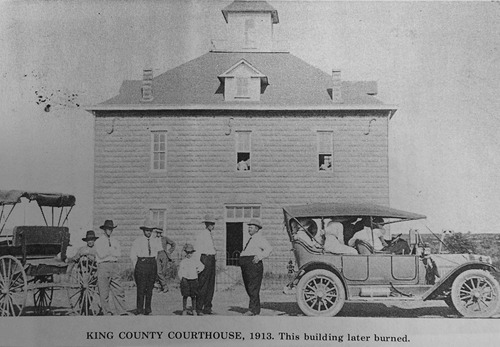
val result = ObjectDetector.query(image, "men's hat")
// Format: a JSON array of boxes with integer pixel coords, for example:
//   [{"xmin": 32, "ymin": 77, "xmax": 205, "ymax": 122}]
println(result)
[
  {"xmin": 140, "ymin": 218, "xmax": 161, "ymax": 231},
  {"xmin": 100, "ymin": 220, "xmax": 117, "ymax": 230},
  {"xmin": 247, "ymin": 218, "xmax": 263, "ymax": 229},
  {"xmin": 184, "ymin": 243, "xmax": 195, "ymax": 253},
  {"xmin": 201, "ymin": 213, "xmax": 216, "ymax": 224},
  {"xmin": 82, "ymin": 230, "xmax": 99, "ymax": 241}
]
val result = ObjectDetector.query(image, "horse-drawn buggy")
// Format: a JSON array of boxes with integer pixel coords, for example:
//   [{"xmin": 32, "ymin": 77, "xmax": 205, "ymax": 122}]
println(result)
[
  {"xmin": 284, "ymin": 202, "xmax": 500, "ymax": 317},
  {"xmin": 0, "ymin": 190, "xmax": 99, "ymax": 316}
]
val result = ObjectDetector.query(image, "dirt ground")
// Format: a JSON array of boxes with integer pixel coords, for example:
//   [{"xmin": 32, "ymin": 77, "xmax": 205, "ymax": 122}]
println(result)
[{"xmin": 22, "ymin": 280, "xmax": 497, "ymax": 318}]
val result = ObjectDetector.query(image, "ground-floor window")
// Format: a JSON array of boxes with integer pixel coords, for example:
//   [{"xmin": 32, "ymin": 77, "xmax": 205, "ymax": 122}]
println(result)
[{"xmin": 225, "ymin": 205, "xmax": 261, "ymax": 266}]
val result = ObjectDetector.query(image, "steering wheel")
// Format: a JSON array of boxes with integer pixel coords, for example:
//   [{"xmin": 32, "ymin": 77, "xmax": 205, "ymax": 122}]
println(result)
[{"xmin": 388, "ymin": 233, "xmax": 403, "ymax": 246}]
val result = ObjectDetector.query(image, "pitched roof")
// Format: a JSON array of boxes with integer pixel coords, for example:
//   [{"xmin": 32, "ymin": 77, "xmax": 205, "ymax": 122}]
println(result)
[
  {"xmin": 222, "ymin": 0, "xmax": 279, "ymax": 24},
  {"xmin": 97, "ymin": 52, "xmax": 390, "ymax": 110}
]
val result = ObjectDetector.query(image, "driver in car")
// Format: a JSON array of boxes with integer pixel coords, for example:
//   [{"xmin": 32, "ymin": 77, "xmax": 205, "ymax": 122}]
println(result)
[{"xmin": 348, "ymin": 217, "xmax": 388, "ymax": 251}]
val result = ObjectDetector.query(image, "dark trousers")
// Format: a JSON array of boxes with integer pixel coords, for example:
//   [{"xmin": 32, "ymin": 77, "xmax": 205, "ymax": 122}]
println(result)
[
  {"xmin": 196, "ymin": 254, "xmax": 216, "ymax": 313},
  {"xmin": 239, "ymin": 256, "xmax": 264, "ymax": 315},
  {"xmin": 134, "ymin": 257, "xmax": 157, "ymax": 314}
]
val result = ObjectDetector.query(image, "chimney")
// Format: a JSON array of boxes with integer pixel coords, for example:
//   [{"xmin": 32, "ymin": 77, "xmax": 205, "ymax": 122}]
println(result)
[
  {"xmin": 331, "ymin": 69, "xmax": 342, "ymax": 103},
  {"xmin": 141, "ymin": 69, "xmax": 154, "ymax": 102}
]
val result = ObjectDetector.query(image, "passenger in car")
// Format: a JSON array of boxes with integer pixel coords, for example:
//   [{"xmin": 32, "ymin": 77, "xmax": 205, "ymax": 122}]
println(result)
[{"xmin": 323, "ymin": 221, "xmax": 357, "ymax": 254}]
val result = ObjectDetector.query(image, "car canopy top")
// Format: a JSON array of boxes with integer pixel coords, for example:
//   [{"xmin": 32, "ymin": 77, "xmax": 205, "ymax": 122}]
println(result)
[
  {"xmin": 283, "ymin": 202, "xmax": 426, "ymax": 222},
  {"xmin": 0, "ymin": 190, "xmax": 76, "ymax": 207}
]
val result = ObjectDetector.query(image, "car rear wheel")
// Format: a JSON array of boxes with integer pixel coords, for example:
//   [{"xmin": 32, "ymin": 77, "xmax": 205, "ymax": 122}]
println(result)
[
  {"xmin": 296, "ymin": 269, "xmax": 345, "ymax": 317},
  {"xmin": 451, "ymin": 269, "xmax": 500, "ymax": 318}
]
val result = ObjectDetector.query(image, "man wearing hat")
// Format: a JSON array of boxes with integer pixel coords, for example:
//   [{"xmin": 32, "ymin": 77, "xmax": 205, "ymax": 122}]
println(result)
[
  {"xmin": 194, "ymin": 213, "xmax": 217, "ymax": 315},
  {"xmin": 66, "ymin": 230, "xmax": 99, "ymax": 275},
  {"xmin": 239, "ymin": 218, "xmax": 272, "ymax": 316},
  {"xmin": 94, "ymin": 220, "xmax": 128, "ymax": 315},
  {"xmin": 155, "ymin": 228, "xmax": 176, "ymax": 293},
  {"xmin": 130, "ymin": 218, "xmax": 164, "ymax": 315}
]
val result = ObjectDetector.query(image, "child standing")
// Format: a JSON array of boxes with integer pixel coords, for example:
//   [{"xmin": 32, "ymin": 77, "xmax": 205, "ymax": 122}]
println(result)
[{"xmin": 178, "ymin": 244, "xmax": 204, "ymax": 315}]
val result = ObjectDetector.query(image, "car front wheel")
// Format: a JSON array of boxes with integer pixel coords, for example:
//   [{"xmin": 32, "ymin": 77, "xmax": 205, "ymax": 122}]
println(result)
[
  {"xmin": 296, "ymin": 269, "xmax": 345, "ymax": 317},
  {"xmin": 451, "ymin": 269, "xmax": 500, "ymax": 318}
]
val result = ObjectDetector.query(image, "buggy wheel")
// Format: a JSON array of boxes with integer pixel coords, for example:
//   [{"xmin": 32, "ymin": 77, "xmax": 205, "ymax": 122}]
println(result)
[
  {"xmin": 451, "ymin": 269, "xmax": 500, "ymax": 318},
  {"xmin": 296, "ymin": 269, "xmax": 345, "ymax": 317},
  {"xmin": 0, "ymin": 255, "xmax": 27, "ymax": 316},
  {"xmin": 33, "ymin": 275, "xmax": 54, "ymax": 315},
  {"xmin": 67, "ymin": 257, "xmax": 100, "ymax": 315}
]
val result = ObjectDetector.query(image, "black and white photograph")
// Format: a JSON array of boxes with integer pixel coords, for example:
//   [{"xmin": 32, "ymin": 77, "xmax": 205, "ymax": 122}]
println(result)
[{"xmin": 1, "ymin": 0, "xmax": 499, "ymax": 346}]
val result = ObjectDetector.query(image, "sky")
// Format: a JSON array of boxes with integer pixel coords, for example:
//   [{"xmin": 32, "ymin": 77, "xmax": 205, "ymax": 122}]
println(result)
[{"xmin": 0, "ymin": 0, "xmax": 499, "ymax": 239}]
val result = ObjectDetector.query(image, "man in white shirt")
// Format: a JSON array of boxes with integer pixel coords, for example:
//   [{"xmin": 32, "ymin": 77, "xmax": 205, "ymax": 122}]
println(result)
[
  {"xmin": 130, "ymin": 219, "xmax": 164, "ymax": 315},
  {"xmin": 94, "ymin": 220, "xmax": 128, "ymax": 315},
  {"xmin": 194, "ymin": 214, "xmax": 217, "ymax": 315},
  {"xmin": 239, "ymin": 218, "xmax": 272, "ymax": 316}
]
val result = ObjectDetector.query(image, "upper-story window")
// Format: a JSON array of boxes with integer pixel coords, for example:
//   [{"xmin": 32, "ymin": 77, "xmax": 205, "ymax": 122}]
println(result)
[
  {"xmin": 236, "ymin": 130, "xmax": 251, "ymax": 171},
  {"xmin": 244, "ymin": 18, "xmax": 256, "ymax": 48},
  {"xmin": 236, "ymin": 77, "xmax": 249, "ymax": 98},
  {"xmin": 151, "ymin": 131, "xmax": 167, "ymax": 171},
  {"xmin": 318, "ymin": 131, "xmax": 333, "ymax": 172}
]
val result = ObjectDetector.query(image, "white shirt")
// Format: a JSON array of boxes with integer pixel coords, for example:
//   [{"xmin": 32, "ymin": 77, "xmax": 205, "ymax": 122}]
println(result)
[
  {"xmin": 94, "ymin": 236, "xmax": 121, "ymax": 263},
  {"xmin": 178, "ymin": 257, "xmax": 205, "ymax": 280},
  {"xmin": 348, "ymin": 227, "xmax": 385, "ymax": 251},
  {"xmin": 130, "ymin": 236, "xmax": 164, "ymax": 267},
  {"xmin": 194, "ymin": 229, "xmax": 216, "ymax": 256},
  {"xmin": 240, "ymin": 231, "xmax": 272, "ymax": 261}
]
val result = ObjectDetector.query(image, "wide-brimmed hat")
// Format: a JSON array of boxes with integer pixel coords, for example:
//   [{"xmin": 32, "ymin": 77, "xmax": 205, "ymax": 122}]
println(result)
[
  {"xmin": 140, "ymin": 218, "xmax": 161, "ymax": 231},
  {"xmin": 82, "ymin": 230, "xmax": 99, "ymax": 242},
  {"xmin": 183, "ymin": 243, "xmax": 195, "ymax": 253},
  {"xmin": 100, "ymin": 220, "xmax": 117, "ymax": 230},
  {"xmin": 247, "ymin": 218, "xmax": 263, "ymax": 229},
  {"xmin": 201, "ymin": 213, "xmax": 216, "ymax": 224}
]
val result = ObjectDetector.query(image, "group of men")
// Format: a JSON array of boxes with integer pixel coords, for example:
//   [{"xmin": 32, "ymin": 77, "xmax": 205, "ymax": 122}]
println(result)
[{"xmin": 69, "ymin": 214, "xmax": 272, "ymax": 316}]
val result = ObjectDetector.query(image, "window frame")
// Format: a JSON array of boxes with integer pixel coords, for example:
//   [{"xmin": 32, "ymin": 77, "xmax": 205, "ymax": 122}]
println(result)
[
  {"xmin": 235, "ymin": 130, "xmax": 252, "ymax": 172},
  {"xmin": 150, "ymin": 130, "xmax": 167, "ymax": 172},
  {"xmin": 317, "ymin": 130, "xmax": 334, "ymax": 172},
  {"xmin": 149, "ymin": 208, "xmax": 166, "ymax": 232}
]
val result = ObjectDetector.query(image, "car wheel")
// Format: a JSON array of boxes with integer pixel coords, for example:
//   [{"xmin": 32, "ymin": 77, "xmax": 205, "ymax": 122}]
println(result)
[
  {"xmin": 451, "ymin": 269, "xmax": 500, "ymax": 318},
  {"xmin": 296, "ymin": 269, "xmax": 345, "ymax": 317}
]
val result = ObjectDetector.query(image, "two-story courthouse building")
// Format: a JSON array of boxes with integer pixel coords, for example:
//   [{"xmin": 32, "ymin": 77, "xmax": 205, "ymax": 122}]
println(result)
[{"xmin": 87, "ymin": 0, "xmax": 397, "ymax": 272}]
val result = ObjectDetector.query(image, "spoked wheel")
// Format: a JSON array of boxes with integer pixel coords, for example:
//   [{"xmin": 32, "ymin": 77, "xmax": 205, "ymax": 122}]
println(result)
[
  {"xmin": 296, "ymin": 269, "xmax": 345, "ymax": 317},
  {"xmin": 67, "ymin": 256, "xmax": 100, "ymax": 315},
  {"xmin": 33, "ymin": 275, "xmax": 54, "ymax": 315},
  {"xmin": 0, "ymin": 255, "xmax": 28, "ymax": 316},
  {"xmin": 451, "ymin": 269, "xmax": 500, "ymax": 317}
]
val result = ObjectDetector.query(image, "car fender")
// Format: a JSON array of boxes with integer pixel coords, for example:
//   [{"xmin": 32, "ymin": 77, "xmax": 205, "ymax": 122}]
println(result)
[
  {"xmin": 422, "ymin": 261, "xmax": 498, "ymax": 301},
  {"xmin": 293, "ymin": 261, "xmax": 349, "ymax": 298}
]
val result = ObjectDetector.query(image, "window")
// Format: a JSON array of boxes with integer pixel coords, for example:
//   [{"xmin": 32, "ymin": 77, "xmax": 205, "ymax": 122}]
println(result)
[
  {"xmin": 244, "ymin": 18, "xmax": 256, "ymax": 47},
  {"xmin": 318, "ymin": 131, "xmax": 333, "ymax": 171},
  {"xmin": 225, "ymin": 205, "xmax": 261, "ymax": 266},
  {"xmin": 150, "ymin": 209, "xmax": 166, "ymax": 231},
  {"xmin": 236, "ymin": 77, "xmax": 249, "ymax": 98},
  {"xmin": 151, "ymin": 131, "xmax": 166, "ymax": 171},
  {"xmin": 236, "ymin": 131, "xmax": 251, "ymax": 171}
]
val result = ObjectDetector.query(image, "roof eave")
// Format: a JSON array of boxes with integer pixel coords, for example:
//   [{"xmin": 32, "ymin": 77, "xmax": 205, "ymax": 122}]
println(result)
[{"xmin": 86, "ymin": 104, "xmax": 398, "ymax": 112}]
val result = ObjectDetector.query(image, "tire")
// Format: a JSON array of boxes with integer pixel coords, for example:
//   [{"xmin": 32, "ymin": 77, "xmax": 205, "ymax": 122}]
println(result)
[
  {"xmin": 296, "ymin": 269, "xmax": 345, "ymax": 317},
  {"xmin": 0, "ymin": 255, "xmax": 27, "ymax": 316},
  {"xmin": 451, "ymin": 269, "xmax": 500, "ymax": 318},
  {"xmin": 67, "ymin": 256, "xmax": 100, "ymax": 315}
]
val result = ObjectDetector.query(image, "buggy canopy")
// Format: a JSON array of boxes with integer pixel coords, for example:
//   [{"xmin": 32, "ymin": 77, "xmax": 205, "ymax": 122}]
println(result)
[
  {"xmin": 283, "ymin": 202, "xmax": 426, "ymax": 221},
  {"xmin": 0, "ymin": 190, "xmax": 76, "ymax": 207}
]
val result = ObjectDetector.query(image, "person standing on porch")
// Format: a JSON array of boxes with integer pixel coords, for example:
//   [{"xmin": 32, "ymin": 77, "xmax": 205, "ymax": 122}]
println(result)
[
  {"xmin": 94, "ymin": 220, "xmax": 128, "ymax": 315},
  {"xmin": 194, "ymin": 214, "xmax": 217, "ymax": 315},
  {"xmin": 239, "ymin": 218, "xmax": 272, "ymax": 316},
  {"xmin": 130, "ymin": 219, "xmax": 164, "ymax": 315}
]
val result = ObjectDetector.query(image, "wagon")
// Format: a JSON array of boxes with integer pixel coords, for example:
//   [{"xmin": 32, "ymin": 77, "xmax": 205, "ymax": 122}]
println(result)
[
  {"xmin": 284, "ymin": 202, "xmax": 500, "ymax": 318},
  {"xmin": 0, "ymin": 190, "xmax": 99, "ymax": 316}
]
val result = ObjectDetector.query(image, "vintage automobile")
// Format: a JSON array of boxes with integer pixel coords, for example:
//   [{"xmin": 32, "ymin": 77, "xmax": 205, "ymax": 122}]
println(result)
[{"xmin": 283, "ymin": 202, "xmax": 500, "ymax": 318}]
